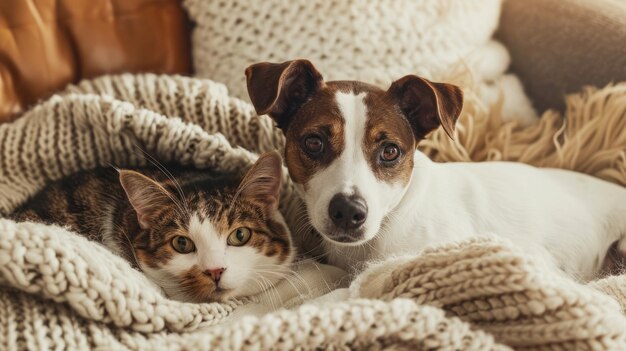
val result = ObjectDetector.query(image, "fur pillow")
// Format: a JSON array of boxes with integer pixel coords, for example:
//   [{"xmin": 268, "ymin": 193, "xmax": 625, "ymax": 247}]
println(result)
[{"xmin": 184, "ymin": 0, "xmax": 537, "ymax": 123}]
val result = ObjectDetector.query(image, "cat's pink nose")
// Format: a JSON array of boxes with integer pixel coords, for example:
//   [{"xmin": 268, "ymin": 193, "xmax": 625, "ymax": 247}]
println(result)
[{"xmin": 205, "ymin": 268, "xmax": 226, "ymax": 283}]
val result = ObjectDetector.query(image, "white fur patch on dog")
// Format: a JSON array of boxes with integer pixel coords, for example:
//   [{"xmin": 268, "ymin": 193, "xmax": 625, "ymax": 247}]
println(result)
[{"xmin": 304, "ymin": 92, "xmax": 408, "ymax": 244}]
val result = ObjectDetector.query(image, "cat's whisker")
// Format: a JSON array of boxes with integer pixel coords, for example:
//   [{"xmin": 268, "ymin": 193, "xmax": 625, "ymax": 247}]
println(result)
[
  {"xmin": 306, "ymin": 260, "xmax": 335, "ymax": 293},
  {"xmin": 301, "ymin": 244, "xmax": 330, "ymax": 259},
  {"xmin": 296, "ymin": 254, "xmax": 332, "ymax": 263},
  {"xmin": 254, "ymin": 267, "xmax": 316, "ymax": 298},
  {"xmin": 295, "ymin": 242, "xmax": 330, "ymax": 261},
  {"xmin": 111, "ymin": 223, "xmax": 141, "ymax": 267},
  {"xmin": 274, "ymin": 271, "xmax": 314, "ymax": 298},
  {"xmin": 264, "ymin": 275, "xmax": 287, "ymax": 309},
  {"xmin": 140, "ymin": 268, "xmax": 203, "ymax": 303},
  {"xmin": 230, "ymin": 163, "xmax": 261, "ymax": 204},
  {"xmin": 252, "ymin": 278, "xmax": 278, "ymax": 310},
  {"xmin": 288, "ymin": 210, "xmax": 330, "ymax": 260},
  {"xmin": 249, "ymin": 276, "xmax": 272, "ymax": 306},
  {"xmin": 270, "ymin": 268, "xmax": 314, "ymax": 289},
  {"xmin": 249, "ymin": 277, "xmax": 270, "ymax": 302},
  {"xmin": 266, "ymin": 275, "xmax": 309, "ymax": 302},
  {"xmin": 291, "ymin": 207, "xmax": 313, "ymax": 234},
  {"xmin": 161, "ymin": 190, "xmax": 192, "ymax": 221},
  {"xmin": 253, "ymin": 276, "xmax": 282, "ymax": 311},
  {"xmin": 143, "ymin": 270, "xmax": 190, "ymax": 300}
]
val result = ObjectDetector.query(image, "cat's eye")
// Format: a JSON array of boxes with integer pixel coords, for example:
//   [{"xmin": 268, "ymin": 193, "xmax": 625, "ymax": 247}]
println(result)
[
  {"xmin": 171, "ymin": 235, "xmax": 195, "ymax": 253},
  {"xmin": 227, "ymin": 228, "xmax": 252, "ymax": 246}
]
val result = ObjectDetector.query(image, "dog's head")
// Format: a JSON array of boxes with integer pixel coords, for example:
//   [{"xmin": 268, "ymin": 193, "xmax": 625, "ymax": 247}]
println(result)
[{"xmin": 245, "ymin": 59, "xmax": 463, "ymax": 246}]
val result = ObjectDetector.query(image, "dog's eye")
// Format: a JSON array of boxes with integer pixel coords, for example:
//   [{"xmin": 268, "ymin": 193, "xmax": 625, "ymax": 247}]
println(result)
[
  {"xmin": 172, "ymin": 235, "xmax": 196, "ymax": 253},
  {"xmin": 380, "ymin": 144, "xmax": 400, "ymax": 162},
  {"xmin": 303, "ymin": 135, "xmax": 324, "ymax": 155}
]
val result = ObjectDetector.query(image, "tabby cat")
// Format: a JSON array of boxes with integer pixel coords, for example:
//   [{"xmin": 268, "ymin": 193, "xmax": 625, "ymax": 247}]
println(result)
[{"xmin": 11, "ymin": 152, "xmax": 294, "ymax": 302}]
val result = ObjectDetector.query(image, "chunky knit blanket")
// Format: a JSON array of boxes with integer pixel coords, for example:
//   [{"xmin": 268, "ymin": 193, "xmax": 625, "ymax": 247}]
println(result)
[{"xmin": 1, "ymin": 74, "xmax": 626, "ymax": 350}]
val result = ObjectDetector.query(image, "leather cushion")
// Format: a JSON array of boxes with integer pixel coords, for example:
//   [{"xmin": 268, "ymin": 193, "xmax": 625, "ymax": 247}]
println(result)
[
  {"xmin": 497, "ymin": 0, "xmax": 626, "ymax": 112},
  {"xmin": 0, "ymin": 0, "xmax": 191, "ymax": 122}
]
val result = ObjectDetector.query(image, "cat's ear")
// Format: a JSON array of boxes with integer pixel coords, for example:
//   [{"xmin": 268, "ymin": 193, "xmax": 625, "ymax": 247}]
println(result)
[
  {"xmin": 119, "ymin": 170, "xmax": 172, "ymax": 230},
  {"xmin": 237, "ymin": 151, "xmax": 283, "ymax": 213}
]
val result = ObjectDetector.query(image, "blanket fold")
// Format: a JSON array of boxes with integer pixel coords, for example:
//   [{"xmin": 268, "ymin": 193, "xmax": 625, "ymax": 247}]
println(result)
[{"xmin": 1, "ymin": 74, "xmax": 625, "ymax": 350}]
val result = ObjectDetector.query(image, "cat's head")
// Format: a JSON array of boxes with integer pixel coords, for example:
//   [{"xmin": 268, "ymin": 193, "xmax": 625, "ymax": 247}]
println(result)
[{"xmin": 118, "ymin": 152, "xmax": 293, "ymax": 302}]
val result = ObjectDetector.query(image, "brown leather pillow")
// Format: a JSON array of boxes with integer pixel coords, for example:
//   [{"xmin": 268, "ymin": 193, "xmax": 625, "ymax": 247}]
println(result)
[
  {"xmin": 0, "ymin": 0, "xmax": 191, "ymax": 122},
  {"xmin": 497, "ymin": 0, "xmax": 626, "ymax": 112}
]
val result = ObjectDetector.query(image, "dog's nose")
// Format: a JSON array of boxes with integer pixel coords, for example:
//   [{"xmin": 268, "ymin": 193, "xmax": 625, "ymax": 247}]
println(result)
[
  {"xmin": 205, "ymin": 268, "xmax": 226, "ymax": 283},
  {"xmin": 328, "ymin": 194, "xmax": 368, "ymax": 230}
]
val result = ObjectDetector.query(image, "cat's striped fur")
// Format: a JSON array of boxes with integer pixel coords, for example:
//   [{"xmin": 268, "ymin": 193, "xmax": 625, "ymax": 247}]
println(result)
[{"xmin": 11, "ymin": 152, "xmax": 293, "ymax": 302}]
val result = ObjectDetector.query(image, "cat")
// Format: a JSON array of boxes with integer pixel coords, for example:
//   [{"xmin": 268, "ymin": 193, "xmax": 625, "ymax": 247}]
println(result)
[{"xmin": 11, "ymin": 152, "xmax": 294, "ymax": 303}]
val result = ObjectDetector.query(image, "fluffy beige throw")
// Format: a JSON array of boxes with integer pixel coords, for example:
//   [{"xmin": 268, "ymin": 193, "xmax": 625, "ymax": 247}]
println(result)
[{"xmin": 0, "ymin": 74, "xmax": 625, "ymax": 350}]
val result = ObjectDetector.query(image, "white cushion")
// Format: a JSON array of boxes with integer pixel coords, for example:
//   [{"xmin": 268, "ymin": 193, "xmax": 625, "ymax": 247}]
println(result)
[{"xmin": 185, "ymin": 0, "xmax": 537, "ymax": 122}]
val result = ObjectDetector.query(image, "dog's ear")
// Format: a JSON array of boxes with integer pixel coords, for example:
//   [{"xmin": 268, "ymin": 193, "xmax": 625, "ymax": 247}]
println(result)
[
  {"xmin": 387, "ymin": 75, "xmax": 463, "ymax": 140},
  {"xmin": 245, "ymin": 59, "xmax": 324, "ymax": 130}
]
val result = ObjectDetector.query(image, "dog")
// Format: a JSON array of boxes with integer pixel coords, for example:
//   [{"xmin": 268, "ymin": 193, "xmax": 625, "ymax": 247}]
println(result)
[{"xmin": 245, "ymin": 59, "xmax": 626, "ymax": 281}]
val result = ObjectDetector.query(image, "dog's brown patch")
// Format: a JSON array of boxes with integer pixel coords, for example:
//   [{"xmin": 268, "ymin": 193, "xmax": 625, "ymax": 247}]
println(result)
[
  {"xmin": 281, "ymin": 80, "xmax": 416, "ymax": 188},
  {"xmin": 283, "ymin": 84, "xmax": 345, "ymax": 187},
  {"xmin": 363, "ymin": 91, "xmax": 416, "ymax": 185}
]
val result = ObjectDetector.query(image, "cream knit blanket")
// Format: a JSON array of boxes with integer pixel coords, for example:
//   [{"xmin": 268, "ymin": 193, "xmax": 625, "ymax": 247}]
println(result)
[{"xmin": 1, "ymin": 74, "xmax": 626, "ymax": 350}]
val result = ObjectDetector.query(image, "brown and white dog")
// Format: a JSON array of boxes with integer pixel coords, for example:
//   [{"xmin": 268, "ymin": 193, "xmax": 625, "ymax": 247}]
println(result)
[{"xmin": 245, "ymin": 59, "xmax": 626, "ymax": 280}]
